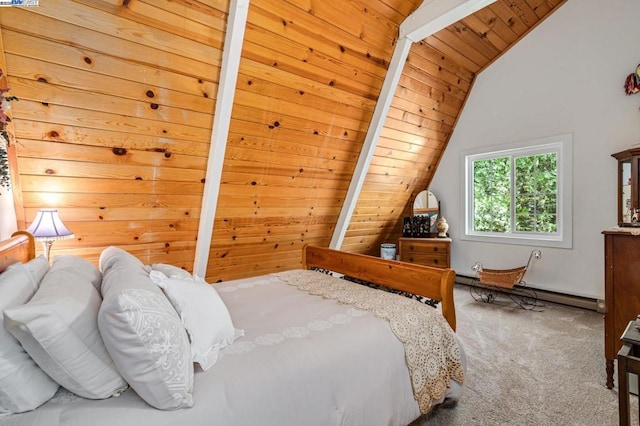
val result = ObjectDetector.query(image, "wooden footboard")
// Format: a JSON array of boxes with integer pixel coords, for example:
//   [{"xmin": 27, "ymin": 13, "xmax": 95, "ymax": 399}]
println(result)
[
  {"xmin": 0, "ymin": 231, "xmax": 35, "ymax": 273},
  {"xmin": 302, "ymin": 245, "xmax": 457, "ymax": 331}
]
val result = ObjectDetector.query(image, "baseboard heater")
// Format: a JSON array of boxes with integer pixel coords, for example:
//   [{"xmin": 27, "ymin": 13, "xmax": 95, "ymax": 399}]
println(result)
[{"xmin": 455, "ymin": 274, "xmax": 602, "ymax": 312}]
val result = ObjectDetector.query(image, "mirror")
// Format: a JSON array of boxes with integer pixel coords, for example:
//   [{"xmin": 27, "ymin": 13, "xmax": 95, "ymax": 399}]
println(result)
[
  {"xmin": 412, "ymin": 190, "xmax": 439, "ymax": 216},
  {"xmin": 403, "ymin": 190, "xmax": 440, "ymax": 238}
]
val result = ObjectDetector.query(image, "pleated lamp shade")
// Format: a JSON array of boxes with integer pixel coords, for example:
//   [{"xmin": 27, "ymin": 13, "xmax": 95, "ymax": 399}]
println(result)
[{"xmin": 26, "ymin": 209, "xmax": 74, "ymax": 261}]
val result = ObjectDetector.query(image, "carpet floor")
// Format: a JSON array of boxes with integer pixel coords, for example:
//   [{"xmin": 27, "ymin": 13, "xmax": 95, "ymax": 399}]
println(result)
[{"xmin": 415, "ymin": 284, "xmax": 638, "ymax": 425}]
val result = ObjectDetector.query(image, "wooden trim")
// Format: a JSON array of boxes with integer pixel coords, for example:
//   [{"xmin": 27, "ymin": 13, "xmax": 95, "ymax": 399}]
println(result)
[{"xmin": 302, "ymin": 244, "xmax": 456, "ymax": 330}]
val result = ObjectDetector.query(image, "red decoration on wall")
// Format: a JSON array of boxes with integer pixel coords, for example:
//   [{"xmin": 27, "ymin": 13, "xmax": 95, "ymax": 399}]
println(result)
[{"xmin": 624, "ymin": 64, "xmax": 640, "ymax": 95}]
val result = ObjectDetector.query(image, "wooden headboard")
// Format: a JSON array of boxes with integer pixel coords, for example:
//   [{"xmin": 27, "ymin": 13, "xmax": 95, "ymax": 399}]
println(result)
[
  {"xmin": 0, "ymin": 231, "xmax": 36, "ymax": 273},
  {"xmin": 302, "ymin": 245, "xmax": 457, "ymax": 331}
]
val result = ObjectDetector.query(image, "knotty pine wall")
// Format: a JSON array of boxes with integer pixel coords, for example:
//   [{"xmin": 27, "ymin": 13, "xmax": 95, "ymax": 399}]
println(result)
[{"xmin": 0, "ymin": 0, "xmax": 564, "ymax": 282}]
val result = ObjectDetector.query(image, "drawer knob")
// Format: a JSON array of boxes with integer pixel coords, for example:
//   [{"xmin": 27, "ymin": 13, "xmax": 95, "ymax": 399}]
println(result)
[{"xmin": 433, "ymin": 247, "xmax": 439, "ymax": 252}]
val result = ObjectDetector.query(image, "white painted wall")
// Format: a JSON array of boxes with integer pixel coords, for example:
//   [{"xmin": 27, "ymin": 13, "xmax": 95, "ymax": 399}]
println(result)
[
  {"xmin": 0, "ymin": 185, "xmax": 17, "ymax": 240},
  {"xmin": 430, "ymin": 0, "xmax": 640, "ymax": 299}
]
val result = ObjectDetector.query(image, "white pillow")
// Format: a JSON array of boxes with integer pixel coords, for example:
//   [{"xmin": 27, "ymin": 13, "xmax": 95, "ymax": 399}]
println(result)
[
  {"xmin": 0, "ymin": 262, "xmax": 59, "ymax": 414},
  {"xmin": 98, "ymin": 247, "xmax": 193, "ymax": 410},
  {"xmin": 23, "ymin": 255, "xmax": 49, "ymax": 286},
  {"xmin": 4, "ymin": 256, "xmax": 127, "ymax": 400},
  {"xmin": 150, "ymin": 272, "xmax": 244, "ymax": 370},
  {"xmin": 151, "ymin": 263, "xmax": 193, "ymax": 281}
]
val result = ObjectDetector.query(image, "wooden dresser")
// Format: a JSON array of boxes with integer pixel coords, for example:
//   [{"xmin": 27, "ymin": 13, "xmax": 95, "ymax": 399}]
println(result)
[
  {"xmin": 398, "ymin": 237, "xmax": 450, "ymax": 269},
  {"xmin": 603, "ymin": 230, "xmax": 640, "ymax": 388}
]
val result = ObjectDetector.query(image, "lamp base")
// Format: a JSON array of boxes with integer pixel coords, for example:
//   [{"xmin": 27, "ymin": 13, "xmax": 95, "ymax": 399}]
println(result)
[{"xmin": 40, "ymin": 240, "xmax": 54, "ymax": 262}]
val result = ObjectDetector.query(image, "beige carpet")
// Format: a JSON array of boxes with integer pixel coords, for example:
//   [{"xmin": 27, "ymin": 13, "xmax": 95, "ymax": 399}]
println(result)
[{"xmin": 414, "ymin": 285, "xmax": 638, "ymax": 425}]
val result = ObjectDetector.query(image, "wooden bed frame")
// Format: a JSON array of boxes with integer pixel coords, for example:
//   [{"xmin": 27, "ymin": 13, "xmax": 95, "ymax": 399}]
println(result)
[
  {"xmin": 303, "ymin": 244, "xmax": 456, "ymax": 330},
  {"xmin": 0, "ymin": 231, "xmax": 34, "ymax": 273},
  {"xmin": 0, "ymin": 233, "xmax": 456, "ymax": 331}
]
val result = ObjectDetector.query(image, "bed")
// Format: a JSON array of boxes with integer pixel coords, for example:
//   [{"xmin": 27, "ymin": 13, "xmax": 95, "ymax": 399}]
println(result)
[{"xmin": 0, "ymin": 231, "xmax": 464, "ymax": 426}]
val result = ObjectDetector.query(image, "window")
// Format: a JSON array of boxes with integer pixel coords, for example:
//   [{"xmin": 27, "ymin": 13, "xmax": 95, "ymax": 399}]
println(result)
[{"xmin": 462, "ymin": 134, "xmax": 572, "ymax": 248}]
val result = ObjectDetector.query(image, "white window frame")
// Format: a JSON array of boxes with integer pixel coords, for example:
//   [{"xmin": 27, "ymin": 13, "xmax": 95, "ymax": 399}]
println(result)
[{"xmin": 461, "ymin": 133, "xmax": 573, "ymax": 249}]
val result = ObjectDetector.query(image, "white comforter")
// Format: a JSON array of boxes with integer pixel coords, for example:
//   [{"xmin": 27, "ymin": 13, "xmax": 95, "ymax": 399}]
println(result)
[{"xmin": 1, "ymin": 272, "xmax": 464, "ymax": 426}]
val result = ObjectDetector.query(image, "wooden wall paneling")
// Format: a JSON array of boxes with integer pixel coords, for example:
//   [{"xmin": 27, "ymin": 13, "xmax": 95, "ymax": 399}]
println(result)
[
  {"xmin": 502, "ymin": 0, "xmax": 541, "ymax": 27},
  {"xmin": 0, "ymin": 0, "xmax": 566, "ymax": 279},
  {"xmin": 239, "ymin": 59, "xmax": 377, "ymax": 111},
  {"xmin": 24, "ymin": 206, "xmax": 200, "ymax": 222},
  {"xmin": 14, "ymin": 100, "xmax": 212, "ymax": 142},
  {"xmin": 430, "ymin": 27, "xmax": 491, "ymax": 70},
  {"xmin": 15, "ymin": 121, "xmax": 211, "ymax": 157},
  {"xmin": 242, "ymin": 38, "xmax": 380, "ymax": 99},
  {"xmin": 471, "ymin": 5, "xmax": 519, "ymax": 47},
  {"xmin": 247, "ymin": 4, "xmax": 388, "ymax": 86},
  {"xmin": 17, "ymin": 139, "xmax": 208, "ymax": 171},
  {"xmin": 0, "ymin": 13, "xmax": 222, "ymax": 82},
  {"xmin": 22, "ymin": 192, "xmax": 204, "ymax": 209},
  {"xmin": 281, "ymin": 0, "xmax": 399, "ymax": 51},
  {"xmin": 524, "ymin": 0, "xmax": 552, "ymax": 19},
  {"xmin": 256, "ymin": 0, "xmax": 397, "ymax": 61},
  {"xmin": 136, "ymin": 0, "xmax": 229, "ymax": 27},
  {"xmin": 460, "ymin": 14, "xmax": 509, "ymax": 52},
  {"xmin": 32, "ymin": 0, "xmax": 225, "ymax": 59},
  {"xmin": 235, "ymin": 73, "xmax": 372, "ymax": 124},
  {"xmin": 58, "ymin": 239, "xmax": 197, "ymax": 269},
  {"xmin": 20, "ymin": 176, "xmax": 204, "ymax": 196},
  {"xmin": 423, "ymin": 35, "xmax": 481, "ymax": 74},
  {"xmin": 488, "ymin": 1, "xmax": 531, "ymax": 37},
  {"xmin": 2, "ymin": 0, "xmax": 221, "ymax": 264},
  {"xmin": 9, "ymin": 55, "xmax": 217, "ymax": 114},
  {"xmin": 204, "ymin": 0, "xmax": 413, "ymax": 281},
  {"xmin": 230, "ymin": 103, "xmax": 365, "ymax": 145},
  {"xmin": 242, "ymin": 26, "xmax": 384, "ymax": 96},
  {"xmin": 73, "ymin": 0, "xmax": 228, "ymax": 45}
]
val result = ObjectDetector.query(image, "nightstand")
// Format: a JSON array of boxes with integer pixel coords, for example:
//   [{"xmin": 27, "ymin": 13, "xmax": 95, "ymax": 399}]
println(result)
[{"xmin": 398, "ymin": 237, "xmax": 451, "ymax": 269}]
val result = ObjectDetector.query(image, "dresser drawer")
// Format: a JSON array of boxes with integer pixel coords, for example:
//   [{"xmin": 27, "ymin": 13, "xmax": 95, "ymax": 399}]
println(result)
[
  {"xmin": 401, "ymin": 240, "xmax": 450, "ymax": 255},
  {"xmin": 399, "ymin": 253, "xmax": 449, "ymax": 268}
]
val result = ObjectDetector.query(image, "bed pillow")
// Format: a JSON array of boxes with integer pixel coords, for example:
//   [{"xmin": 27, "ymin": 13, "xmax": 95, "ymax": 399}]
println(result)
[
  {"xmin": 151, "ymin": 263, "xmax": 193, "ymax": 281},
  {"xmin": 4, "ymin": 255, "xmax": 127, "ymax": 400},
  {"xmin": 23, "ymin": 255, "xmax": 49, "ymax": 286},
  {"xmin": 150, "ymin": 272, "xmax": 244, "ymax": 370},
  {"xmin": 98, "ymin": 247, "xmax": 193, "ymax": 410},
  {"xmin": 0, "ymin": 262, "xmax": 59, "ymax": 414}
]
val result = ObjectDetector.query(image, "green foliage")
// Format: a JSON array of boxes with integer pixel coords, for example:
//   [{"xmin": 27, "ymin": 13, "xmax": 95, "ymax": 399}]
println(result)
[{"xmin": 473, "ymin": 152, "xmax": 558, "ymax": 234}]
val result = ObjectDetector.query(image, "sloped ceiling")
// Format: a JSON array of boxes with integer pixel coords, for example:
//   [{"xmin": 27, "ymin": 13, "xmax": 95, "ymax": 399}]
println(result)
[{"xmin": 0, "ymin": 0, "xmax": 564, "ymax": 281}]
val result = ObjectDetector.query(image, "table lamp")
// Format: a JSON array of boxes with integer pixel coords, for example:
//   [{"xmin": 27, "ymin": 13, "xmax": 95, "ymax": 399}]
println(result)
[{"xmin": 26, "ymin": 209, "xmax": 74, "ymax": 261}]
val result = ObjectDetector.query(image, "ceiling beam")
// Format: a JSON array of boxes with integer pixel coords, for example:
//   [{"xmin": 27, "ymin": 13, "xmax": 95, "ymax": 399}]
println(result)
[
  {"xmin": 193, "ymin": 0, "xmax": 250, "ymax": 278},
  {"xmin": 329, "ymin": 0, "xmax": 496, "ymax": 250},
  {"xmin": 401, "ymin": 0, "xmax": 497, "ymax": 42}
]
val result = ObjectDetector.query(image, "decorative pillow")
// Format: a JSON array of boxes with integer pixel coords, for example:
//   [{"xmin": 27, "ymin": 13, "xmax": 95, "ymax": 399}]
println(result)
[
  {"xmin": 151, "ymin": 263, "xmax": 193, "ymax": 281},
  {"xmin": 0, "ymin": 263, "xmax": 59, "ymax": 414},
  {"xmin": 150, "ymin": 272, "xmax": 244, "ymax": 370},
  {"xmin": 98, "ymin": 247, "xmax": 193, "ymax": 410},
  {"xmin": 4, "ymin": 255, "xmax": 127, "ymax": 400}
]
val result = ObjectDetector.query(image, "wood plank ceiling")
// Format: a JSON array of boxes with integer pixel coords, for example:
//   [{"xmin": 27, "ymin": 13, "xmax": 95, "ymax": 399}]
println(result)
[{"xmin": 0, "ymin": 0, "xmax": 565, "ymax": 282}]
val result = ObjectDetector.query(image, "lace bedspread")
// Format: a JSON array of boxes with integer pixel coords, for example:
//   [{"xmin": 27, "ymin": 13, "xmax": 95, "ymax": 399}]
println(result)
[{"xmin": 275, "ymin": 269, "xmax": 464, "ymax": 414}]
